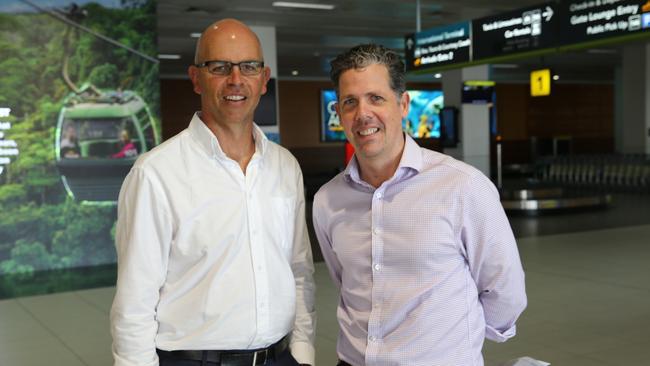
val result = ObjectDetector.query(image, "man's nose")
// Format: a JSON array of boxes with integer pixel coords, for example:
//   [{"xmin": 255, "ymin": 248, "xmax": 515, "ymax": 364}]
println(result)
[
  {"xmin": 355, "ymin": 100, "xmax": 372, "ymax": 122},
  {"xmin": 227, "ymin": 66, "xmax": 243, "ymax": 84}
]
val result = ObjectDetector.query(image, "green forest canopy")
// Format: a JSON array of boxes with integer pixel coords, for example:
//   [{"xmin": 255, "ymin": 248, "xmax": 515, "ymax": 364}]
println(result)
[{"xmin": 0, "ymin": 0, "xmax": 159, "ymax": 275}]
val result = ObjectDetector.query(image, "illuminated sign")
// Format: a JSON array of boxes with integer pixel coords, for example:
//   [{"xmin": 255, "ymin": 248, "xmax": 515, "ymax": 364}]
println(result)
[
  {"xmin": 472, "ymin": 3, "xmax": 560, "ymax": 60},
  {"xmin": 530, "ymin": 69, "xmax": 552, "ymax": 96},
  {"xmin": 404, "ymin": 1, "xmax": 650, "ymax": 72},
  {"xmin": 405, "ymin": 22, "xmax": 471, "ymax": 71},
  {"xmin": 559, "ymin": 0, "xmax": 650, "ymax": 44}
]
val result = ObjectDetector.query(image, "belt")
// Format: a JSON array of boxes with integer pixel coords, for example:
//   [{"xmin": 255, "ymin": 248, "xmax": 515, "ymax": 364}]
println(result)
[{"xmin": 157, "ymin": 336, "xmax": 289, "ymax": 366}]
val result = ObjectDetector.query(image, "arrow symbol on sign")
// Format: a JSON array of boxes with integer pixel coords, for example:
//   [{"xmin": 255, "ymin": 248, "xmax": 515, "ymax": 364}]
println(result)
[
  {"xmin": 406, "ymin": 38, "xmax": 414, "ymax": 50},
  {"xmin": 543, "ymin": 6, "xmax": 553, "ymax": 22}
]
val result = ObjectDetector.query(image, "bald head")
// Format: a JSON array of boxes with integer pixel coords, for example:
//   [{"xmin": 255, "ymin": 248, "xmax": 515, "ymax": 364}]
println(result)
[
  {"xmin": 188, "ymin": 18, "xmax": 271, "ymax": 132},
  {"xmin": 194, "ymin": 19, "xmax": 264, "ymax": 65}
]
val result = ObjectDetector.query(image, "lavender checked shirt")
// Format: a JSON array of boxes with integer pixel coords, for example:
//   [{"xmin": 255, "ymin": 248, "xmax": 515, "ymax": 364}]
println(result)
[{"xmin": 312, "ymin": 135, "xmax": 527, "ymax": 366}]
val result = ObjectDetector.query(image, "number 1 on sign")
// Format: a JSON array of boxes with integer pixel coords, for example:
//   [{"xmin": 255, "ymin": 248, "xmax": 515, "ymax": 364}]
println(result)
[{"xmin": 530, "ymin": 69, "xmax": 551, "ymax": 97}]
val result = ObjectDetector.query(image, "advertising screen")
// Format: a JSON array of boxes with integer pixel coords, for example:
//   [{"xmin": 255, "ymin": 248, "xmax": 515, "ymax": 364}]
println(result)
[
  {"xmin": 320, "ymin": 90, "xmax": 444, "ymax": 141},
  {"xmin": 404, "ymin": 90, "xmax": 444, "ymax": 139},
  {"xmin": 0, "ymin": 0, "xmax": 160, "ymax": 290},
  {"xmin": 320, "ymin": 90, "xmax": 345, "ymax": 142},
  {"xmin": 472, "ymin": 3, "xmax": 561, "ymax": 60}
]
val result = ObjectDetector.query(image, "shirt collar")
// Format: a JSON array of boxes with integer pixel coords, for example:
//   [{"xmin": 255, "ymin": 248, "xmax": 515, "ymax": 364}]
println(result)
[
  {"xmin": 400, "ymin": 134, "xmax": 423, "ymax": 172},
  {"xmin": 188, "ymin": 112, "xmax": 269, "ymax": 159},
  {"xmin": 343, "ymin": 134, "xmax": 422, "ymax": 187}
]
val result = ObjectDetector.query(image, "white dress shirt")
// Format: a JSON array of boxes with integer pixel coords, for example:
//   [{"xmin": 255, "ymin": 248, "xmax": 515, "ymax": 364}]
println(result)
[
  {"xmin": 111, "ymin": 113, "xmax": 316, "ymax": 366},
  {"xmin": 313, "ymin": 135, "xmax": 526, "ymax": 366}
]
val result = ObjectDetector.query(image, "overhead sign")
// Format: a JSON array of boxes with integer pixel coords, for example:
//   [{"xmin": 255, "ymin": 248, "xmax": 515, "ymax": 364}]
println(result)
[
  {"xmin": 405, "ymin": 22, "xmax": 471, "ymax": 71},
  {"xmin": 404, "ymin": 1, "xmax": 650, "ymax": 72},
  {"xmin": 472, "ymin": 3, "xmax": 560, "ymax": 60},
  {"xmin": 559, "ymin": 0, "xmax": 650, "ymax": 44},
  {"xmin": 530, "ymin": 69, "xmax": 552, "ymax": 96}
]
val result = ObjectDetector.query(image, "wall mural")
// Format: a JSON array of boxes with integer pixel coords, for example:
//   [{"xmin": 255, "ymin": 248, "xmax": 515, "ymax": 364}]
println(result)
[{"xmin": 0, "ymin": 0, "xmax": 160, "ymax": 295}]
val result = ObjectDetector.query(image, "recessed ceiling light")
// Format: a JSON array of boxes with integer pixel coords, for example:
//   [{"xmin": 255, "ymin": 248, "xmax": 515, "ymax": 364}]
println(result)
[
  {"xmin": 190, "ymin": 32, "xmax": 201, "ymax": 38},
  {"xmin": 158, "ymin": 54, "xmax": 181, "ymax": 60},
  {"xmin": 292, "ymin": 70, "xmax": 299, "ymax": 76},
  {"xmin": 272, "ymin": 2, "xmax": 335, "ymax": 10}
]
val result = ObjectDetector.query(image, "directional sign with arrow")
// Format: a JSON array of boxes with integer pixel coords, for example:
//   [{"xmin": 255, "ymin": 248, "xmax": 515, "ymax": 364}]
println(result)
[
  {"xmin": 472, "ymin": 2, "xmax": 561, "ymax": 61},
  {"xmin": 543, "ymin": 6, "xmax": 554, "ymax": 22},
  {"xmin": 404, "ymin": 22, "xmax": 471, "ymax": 72},
  {"xmin": 558, "ymin": 0, "xmax": 650, "ymax": 46}
]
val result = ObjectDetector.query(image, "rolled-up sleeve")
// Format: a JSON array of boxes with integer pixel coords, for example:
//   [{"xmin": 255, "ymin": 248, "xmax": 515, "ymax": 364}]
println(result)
[
  {"xmin": 110, "ymin": 167, "xmax": 173, "ymax": 366},
  {"xmin": 460, "ymin": 174, "xmax": 527, "ymax": 343}
]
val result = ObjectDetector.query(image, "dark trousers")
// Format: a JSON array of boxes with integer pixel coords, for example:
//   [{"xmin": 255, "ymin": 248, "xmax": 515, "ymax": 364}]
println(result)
[{"xmin": 158, "ymin": 347, "xmax": 300, "ymax": 366}]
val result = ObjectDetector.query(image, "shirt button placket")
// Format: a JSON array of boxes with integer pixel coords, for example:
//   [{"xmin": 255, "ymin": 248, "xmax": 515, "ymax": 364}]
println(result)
[{"xmin": 368, "ymin": 189, "xmax": 384, "ymax": 362}]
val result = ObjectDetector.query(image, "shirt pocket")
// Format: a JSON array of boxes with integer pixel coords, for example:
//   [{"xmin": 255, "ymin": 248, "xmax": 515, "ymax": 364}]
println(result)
[{"xmin": 267, "ymin": 196, "xmax": 296, "ymax": 255}]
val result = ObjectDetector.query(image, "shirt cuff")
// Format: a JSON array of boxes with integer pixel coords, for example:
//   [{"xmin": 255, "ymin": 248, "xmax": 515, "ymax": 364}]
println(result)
[
  {"xmin": 290, "ymin": 340, "xmax": 315, "ymax": 366},
  {"xmin": 485, "ymin": 323, "xmax": 517, "ymax": 343},
  {"xmin": 112, "ymin": 352, "xmax": 159, "ymax": 366}
]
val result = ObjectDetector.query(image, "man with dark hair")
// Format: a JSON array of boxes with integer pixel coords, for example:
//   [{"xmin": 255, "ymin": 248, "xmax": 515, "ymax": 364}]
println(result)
[
  {"xmin": 111, "ymin": 19, "xmax": 315, "ymax": 366},
  {"xmin": 313, "ymin": 44, "xmax": 526, "ymax": 366}
]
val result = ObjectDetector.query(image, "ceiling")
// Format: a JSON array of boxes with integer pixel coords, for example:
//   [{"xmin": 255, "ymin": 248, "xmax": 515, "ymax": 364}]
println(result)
[{"xmin": 157, "ymin": 0, "xmax": 631, "ymax": 82}]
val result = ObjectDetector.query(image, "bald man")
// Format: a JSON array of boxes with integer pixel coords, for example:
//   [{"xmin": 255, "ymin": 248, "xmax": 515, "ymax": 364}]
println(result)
[{"xmin": 110, "ymin": 19, "xmax": 316, "ymax": 366}]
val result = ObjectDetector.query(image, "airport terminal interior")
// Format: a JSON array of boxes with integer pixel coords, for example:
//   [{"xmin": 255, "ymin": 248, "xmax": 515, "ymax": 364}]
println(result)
[{"xmin": 1, "ymin": 0, "xmax": 650, "ymax": 365}]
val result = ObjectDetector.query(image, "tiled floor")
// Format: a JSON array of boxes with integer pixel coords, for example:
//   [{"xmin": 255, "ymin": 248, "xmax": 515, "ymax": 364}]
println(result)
[{"xmin": 1, "ymin": 224, "xmax": 649, "ymax": 365}]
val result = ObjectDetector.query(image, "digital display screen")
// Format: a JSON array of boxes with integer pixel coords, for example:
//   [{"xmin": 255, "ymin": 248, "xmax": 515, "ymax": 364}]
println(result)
[
  {"xmin": 404, "ymin": 90, "xmax": 444, "ymax": 139},
  {"xmin": 320, "ymin": 90, "xmax": 345, "ymax": 142},
  {"xmin": 440, "ymin": 107, "xmax": 459, "ymax": 148},
  {"xmin": 405, "ymin": 22, "xmax": 471, "ymax": 71},
  {"xmin": 320, "ymin": 90, "xmax": 444, "ymax": 141},
  {"xmin": 472, "ymin": 3, "xmax": 560, "ymax": 60},
  {"xmin": 462, "ymin": 81, "xmax": 496, "ymax": 104}
]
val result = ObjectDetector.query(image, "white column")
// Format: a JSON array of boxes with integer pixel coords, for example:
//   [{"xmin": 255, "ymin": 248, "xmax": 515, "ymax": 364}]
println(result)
[{"xmin": 441, "ymin": 65, "xmax": 491, "ymax": 176}]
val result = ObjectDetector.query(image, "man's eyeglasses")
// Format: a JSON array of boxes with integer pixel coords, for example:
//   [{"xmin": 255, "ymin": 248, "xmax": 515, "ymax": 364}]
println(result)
[{"xmin": 194, "ymin": 60, "xmax": 265, "ymax": 76}]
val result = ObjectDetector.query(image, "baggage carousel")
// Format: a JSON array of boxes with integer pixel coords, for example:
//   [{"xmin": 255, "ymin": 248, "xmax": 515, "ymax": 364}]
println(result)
[{"xmin": 500, "ymin": 187, "xmax": 612, "ymax": 213}]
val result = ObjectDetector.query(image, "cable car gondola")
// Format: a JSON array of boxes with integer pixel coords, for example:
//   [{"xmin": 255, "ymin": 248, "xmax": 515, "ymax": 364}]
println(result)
[
  {"xmin": 55, "ymin": 87, "xmax": 160, "ymax": 203},
  {"xmin": 17, "ymin": 0, "xmax": 161, "ymax": 203}
]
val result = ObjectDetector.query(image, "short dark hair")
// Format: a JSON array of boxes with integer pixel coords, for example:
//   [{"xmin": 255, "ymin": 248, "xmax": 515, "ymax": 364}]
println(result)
[{"xmin": 329, "ymin": 44, "xmax": 406, "ymax": 97}]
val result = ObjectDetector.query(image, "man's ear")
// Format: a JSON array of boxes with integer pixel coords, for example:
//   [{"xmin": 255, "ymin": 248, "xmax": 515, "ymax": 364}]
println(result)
[
  {"xmin": 188, "ymin": 65, "xmax": 202, "ymax": 95},
  {"xmin": 261, "ymin": 66, "xmax": 271, "ymax": 95},
  {"xmin": 400, "ymin": 91, "xmax": 410, "ymax": 119}
]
